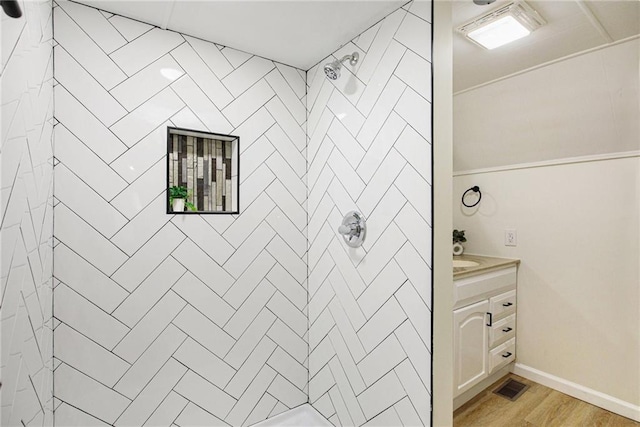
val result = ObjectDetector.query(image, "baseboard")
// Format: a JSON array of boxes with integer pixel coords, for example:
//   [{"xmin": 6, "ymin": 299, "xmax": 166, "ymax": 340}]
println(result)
[{"xmin": 513, "ymin": 363, "xmax": 640, "ymax": 422}]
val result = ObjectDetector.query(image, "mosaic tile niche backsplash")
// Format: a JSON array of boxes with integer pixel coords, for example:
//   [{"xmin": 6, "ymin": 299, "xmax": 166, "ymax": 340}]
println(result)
[{"xmin": 167, "ymin": 128, "xmax": 239, "ymax": 213}]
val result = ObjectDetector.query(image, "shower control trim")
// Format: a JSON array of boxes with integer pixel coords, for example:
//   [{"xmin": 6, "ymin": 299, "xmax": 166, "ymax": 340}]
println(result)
[{"xmin": 338, "ymin": 211, "xmax": 366, "ymax": 248}]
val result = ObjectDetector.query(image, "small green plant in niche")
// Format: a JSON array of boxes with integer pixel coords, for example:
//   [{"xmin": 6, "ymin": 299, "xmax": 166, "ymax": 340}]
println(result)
[
  {"xmin": 453, "ymin": 229, "xmax": 467, "ymax": 244},
  {"xmin": 169, "ymin": 185, "xmax": 196, "ymax": 212}
]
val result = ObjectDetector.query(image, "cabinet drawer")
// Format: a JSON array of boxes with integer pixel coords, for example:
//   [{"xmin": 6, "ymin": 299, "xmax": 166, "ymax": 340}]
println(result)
[
  {"xmin": 489, "ymin": 338, "xmax": 516, "ymax": 373},
  {"xmin": 490, "ymin": 290, "xmax": 516, "ymax": 319},
  {"xmin": 454, "ymin": 266, "xmax": 517, "ymax": 309},
  {"xmin": 489, "ymin": 314, "xmax": 516, "ymax": 347}
]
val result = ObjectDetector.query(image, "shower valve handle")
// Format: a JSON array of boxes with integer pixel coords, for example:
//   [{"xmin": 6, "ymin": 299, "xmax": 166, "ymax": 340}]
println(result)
[
  {"xmin": 338, "ymin": 224, "xmax": 358, "ymax": 236},
  {"xmin": 338, "ymin": 211, "xmax": 366, "ymax": 248}
]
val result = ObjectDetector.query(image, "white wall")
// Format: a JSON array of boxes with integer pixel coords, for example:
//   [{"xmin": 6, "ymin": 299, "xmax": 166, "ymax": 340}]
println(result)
[
  {"xmin": 454, "ymin": 38, "xmax": 639, "ymax": 172},
  {"xmin": 307, "ymin": 2, "xmax": 433, "ymax": 425},
  {"xmin": 453, "ymin": 157, "xmax": 640, "ymax": 409},
  {"xmin": 453, "ymin": 39, "xmax": 640, "ymax": 415},
  {"xmin": 0, "ymin": 0, "xmax": 55, "ymax": 425},
  {"xmin": 53, "ymin": 1, "xmax": 308, "ymax": 425}
]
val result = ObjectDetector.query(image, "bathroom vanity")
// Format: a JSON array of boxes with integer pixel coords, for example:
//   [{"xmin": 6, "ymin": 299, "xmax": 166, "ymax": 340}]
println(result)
[{"xmin": 453, "ymin": 255, "xmax": 520, "ymax": 409}]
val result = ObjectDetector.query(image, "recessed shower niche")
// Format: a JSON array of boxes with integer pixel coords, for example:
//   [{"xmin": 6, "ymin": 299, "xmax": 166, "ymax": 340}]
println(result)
[{"xmin": 166, "ymin": 127, "xmax": 239, "ymax": 214}]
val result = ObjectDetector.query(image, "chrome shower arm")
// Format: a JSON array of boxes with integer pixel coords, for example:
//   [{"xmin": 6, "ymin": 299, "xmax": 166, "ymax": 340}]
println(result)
[{"xmin": 338, "ymin": 53, "xmax": 359, "ymax": 66}]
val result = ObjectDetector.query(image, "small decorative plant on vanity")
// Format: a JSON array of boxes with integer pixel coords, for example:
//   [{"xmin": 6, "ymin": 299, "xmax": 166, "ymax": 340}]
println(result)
[
  {"xmin": 169, "ymin": 185, "xmax": 196, "ymax": 212},
  {"xmin": 453, "ymin": 229, "xmax": 466, "ymax": 256}
]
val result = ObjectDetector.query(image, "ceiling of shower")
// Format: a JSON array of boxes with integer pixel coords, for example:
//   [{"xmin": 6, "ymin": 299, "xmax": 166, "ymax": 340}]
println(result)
[
  {"xmin": 72, "ymin": 0, "xmax": 639, "ymax": 90},
  {"xmin": 72, "ymin": 0, "xmax": 405, "ymax": 70}
]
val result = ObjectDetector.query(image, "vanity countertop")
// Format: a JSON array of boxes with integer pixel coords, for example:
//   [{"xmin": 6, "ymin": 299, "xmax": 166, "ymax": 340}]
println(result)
[{"xmin": 453, "ymin": 254, "xmax": 520, "ymax": 279}]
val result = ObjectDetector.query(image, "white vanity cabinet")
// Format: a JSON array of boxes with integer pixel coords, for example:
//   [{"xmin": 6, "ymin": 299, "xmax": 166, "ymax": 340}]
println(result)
[{"xmin": 453, "ymin": 264, "xmax": 518, "ymax": 399}]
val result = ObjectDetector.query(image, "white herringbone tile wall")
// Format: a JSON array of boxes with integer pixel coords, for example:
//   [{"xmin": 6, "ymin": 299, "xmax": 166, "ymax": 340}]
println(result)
[
  {"xmin": 52, "ymin": 1, "xmax": 308, "ymax": 425},
  {"xmin": 1, "ymin": 0, "xmax": 55, "ymax": 425},
  {"xmin": 307, "ymin": 2, "xmax": 433, "ymax": 425},
  {"xmin": 52, "ymin": 0, "xmax": 433, "ymax": 425}
]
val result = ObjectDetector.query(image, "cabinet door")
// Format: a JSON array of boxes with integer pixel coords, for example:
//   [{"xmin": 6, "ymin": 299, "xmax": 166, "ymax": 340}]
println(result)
[{"xmin": 454, "ymin": 299, "xmax": 490, "ymax": 397}]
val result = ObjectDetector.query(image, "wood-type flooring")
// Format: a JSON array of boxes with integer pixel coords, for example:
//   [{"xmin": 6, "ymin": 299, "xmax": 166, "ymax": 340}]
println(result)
[{"xmin": 454, "ymin": 374, "xmax": 640, "ymax": 427}]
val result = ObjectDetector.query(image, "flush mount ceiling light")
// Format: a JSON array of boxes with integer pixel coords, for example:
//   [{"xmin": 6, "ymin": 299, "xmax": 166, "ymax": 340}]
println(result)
[{"xmin": 457, "ymin": 1, "xmax": 546, "ymax": 50}]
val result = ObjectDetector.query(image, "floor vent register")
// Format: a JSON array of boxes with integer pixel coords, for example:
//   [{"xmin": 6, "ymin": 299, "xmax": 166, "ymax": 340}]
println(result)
[{"xmin": 493, "ymin": 378, "xmax": 530, "ymax": 401}]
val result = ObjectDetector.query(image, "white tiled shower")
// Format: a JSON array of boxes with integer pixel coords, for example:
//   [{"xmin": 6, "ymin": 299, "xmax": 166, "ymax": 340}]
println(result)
[
  {"xmin": 1, "ymin": 1, "xmax": 434, "ymax": 425},
  {"xmin": 1, "ymin": 0, "xmax": 55, "ymax": 425},
  {"xmin": 306, "ymin": 4, "xmax": 433, "ymax": 425}
]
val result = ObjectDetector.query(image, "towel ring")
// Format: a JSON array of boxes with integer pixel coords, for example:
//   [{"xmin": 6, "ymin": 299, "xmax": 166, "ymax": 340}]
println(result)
[{"xmin": 462, "ymin": 186, "xmax": 482, "ymax": 208}]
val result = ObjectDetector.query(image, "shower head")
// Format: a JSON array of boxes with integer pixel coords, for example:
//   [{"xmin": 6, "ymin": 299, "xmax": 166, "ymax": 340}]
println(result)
[
  {"xmin": 323, "ymin": 63, "xmax": 340, "ymax": 81},
  {"xmin": 323, "ymin": 52, "xmax": 359, "ymax": 80}
]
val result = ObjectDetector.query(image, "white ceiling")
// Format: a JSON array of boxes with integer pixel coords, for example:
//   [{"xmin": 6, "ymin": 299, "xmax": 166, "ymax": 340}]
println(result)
[
  {"xmin": 74, "ymin": 0, "xmax": 639, "ymax": 91},
  {"xmin": 74, "ymin": 0, "xmax": 405, "ymax": 70},
  {"xmin": 452, "ymin": 0, "xmax": 640, "ymax": 92}
]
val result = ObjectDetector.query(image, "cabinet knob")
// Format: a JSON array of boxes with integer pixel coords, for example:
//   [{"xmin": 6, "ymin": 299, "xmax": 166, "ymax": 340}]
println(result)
[
  {"xmin": 502, "ymin": 327, "xmax": 513, "ymax": 333},
  {"xmin": 502, "ymin": 302, "xmax": 513, "ymax": 307},
  {"xmin": 502, "ymin": 352, "xmax": 513, "ymax": 358}
]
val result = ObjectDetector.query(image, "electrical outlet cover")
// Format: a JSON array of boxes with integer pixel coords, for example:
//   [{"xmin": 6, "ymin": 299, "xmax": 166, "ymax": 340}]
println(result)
[{"xmin": 505, "ymin": 229, "xmax": 517, "ymax": 246}]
